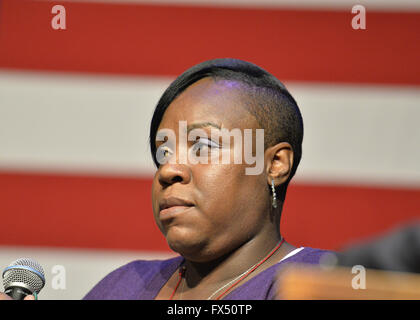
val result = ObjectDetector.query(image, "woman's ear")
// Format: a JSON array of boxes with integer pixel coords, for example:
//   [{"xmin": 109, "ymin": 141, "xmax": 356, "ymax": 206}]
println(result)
[{"xmin": 265, "ymin": 142, "xmax": 294, "ymax": 186}]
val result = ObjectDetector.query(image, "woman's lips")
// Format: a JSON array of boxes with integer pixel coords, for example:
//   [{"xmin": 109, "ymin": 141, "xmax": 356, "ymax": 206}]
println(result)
[
  {"xmin": 159, "ymin": 205, "xmax": 194, "ymax": 218},
  {"xmin": 159, "ymin": 196, "xmax": 194, "ymax": 219}
]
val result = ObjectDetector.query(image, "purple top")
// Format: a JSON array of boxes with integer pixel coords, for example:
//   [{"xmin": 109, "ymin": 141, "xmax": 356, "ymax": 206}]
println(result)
[{"xmin": 84, "ymin": 247, "xmax": 330, "ymax": 300}]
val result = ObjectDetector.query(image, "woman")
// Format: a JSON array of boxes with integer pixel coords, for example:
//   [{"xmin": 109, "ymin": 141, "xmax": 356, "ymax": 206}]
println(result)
[{"xmin": 83, "ymin": 58, "xmax": 331, "ymax": 300}]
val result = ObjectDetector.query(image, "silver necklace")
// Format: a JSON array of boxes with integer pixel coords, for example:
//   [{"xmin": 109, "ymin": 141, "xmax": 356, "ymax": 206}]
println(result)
[{"xmin": 178, "ymin": 239, "xmax": 283, "ymax": 300}]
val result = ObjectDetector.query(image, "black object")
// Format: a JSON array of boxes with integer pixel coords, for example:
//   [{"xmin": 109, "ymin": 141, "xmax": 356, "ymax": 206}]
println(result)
[{"xmin": 337, "ymin": 221, "xmax": 420, "ymax": 273}]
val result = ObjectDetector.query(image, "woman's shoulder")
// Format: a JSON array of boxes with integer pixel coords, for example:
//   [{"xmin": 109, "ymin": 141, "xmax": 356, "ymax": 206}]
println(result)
[
  {"xmin": 223, "ymin": 247, "xmax": 334, "ymax": 300},
  {"xmin": 120, "ymin": 255, "xmax": 184, "ymax": 276},
  {"xmin": 83, "ymin": 256, "xmax": 183, "ymax": 300},
  {"xmin": 283, "ymin": 246, "xmax": 334, "ymax": 265}
]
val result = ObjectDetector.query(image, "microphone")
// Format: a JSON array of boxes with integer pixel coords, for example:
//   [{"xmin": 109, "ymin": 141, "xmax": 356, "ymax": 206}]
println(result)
[{"xmin": 2, "ymin": 258, "xmax": 46, "ymax": 300}]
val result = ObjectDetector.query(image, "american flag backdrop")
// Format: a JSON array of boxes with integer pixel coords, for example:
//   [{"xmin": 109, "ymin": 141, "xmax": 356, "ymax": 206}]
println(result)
[{"xmin": 0, "ymin": 0, "xmax": 419, "ymax": 299}]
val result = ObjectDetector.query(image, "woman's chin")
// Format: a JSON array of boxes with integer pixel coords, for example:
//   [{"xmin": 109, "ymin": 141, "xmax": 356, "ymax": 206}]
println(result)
[{"xmin": 166, "ymin": 231, "xmax": 207, "ymax": 259}]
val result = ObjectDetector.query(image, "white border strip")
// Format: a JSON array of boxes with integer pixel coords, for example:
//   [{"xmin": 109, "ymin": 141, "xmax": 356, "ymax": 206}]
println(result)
[{"xmin": 48, "ymin": 0, "xmax": 420, "ymax": 11}]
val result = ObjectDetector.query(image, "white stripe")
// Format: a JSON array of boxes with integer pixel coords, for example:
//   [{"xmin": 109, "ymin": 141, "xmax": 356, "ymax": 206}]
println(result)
[
  {"xmin": 289, "ymin": 82, "xmax": 420, "ymax": 188},
  {"xmin": 0, "ymin": 71, "xmax": 169, "ymax": 176},
  {"xmin": 0, "ymin": 71, "xmax": 419, "ymax": 187},
  {"xmin": 45, "ymin": 0, "xmax": 420, "ymax": 12},
  {"xmin": 0, "ymin": 245, "xmax": 176, "ymax": 300}
]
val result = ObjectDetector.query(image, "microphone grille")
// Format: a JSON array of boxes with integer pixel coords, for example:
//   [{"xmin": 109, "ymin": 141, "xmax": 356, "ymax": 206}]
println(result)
[{"xmin": 2, "ymin": 258, "xmax": 46, "ymax": 294}]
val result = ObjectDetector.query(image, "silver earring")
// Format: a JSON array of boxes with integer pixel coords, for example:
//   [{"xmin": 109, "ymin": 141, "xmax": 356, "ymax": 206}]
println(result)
[{"xmin": 271, "ymin": 179, "xmax": 278, "ymax": 208}]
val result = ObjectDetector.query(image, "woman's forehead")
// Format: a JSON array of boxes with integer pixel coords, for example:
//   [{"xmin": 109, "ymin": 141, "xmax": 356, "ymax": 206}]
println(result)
[{"xmin": 159, "ymin": 78, "xmax": 260, "ymax": 130}]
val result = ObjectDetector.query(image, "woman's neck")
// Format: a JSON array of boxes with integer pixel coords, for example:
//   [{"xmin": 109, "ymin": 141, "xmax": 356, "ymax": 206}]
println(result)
[{"xmin": 181, "ymin": 231, "xmax": 294, "ymax": 294}]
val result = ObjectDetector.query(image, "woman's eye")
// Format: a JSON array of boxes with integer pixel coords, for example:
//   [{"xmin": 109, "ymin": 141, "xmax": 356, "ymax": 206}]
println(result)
[
  {"xmin": 191, "ymin": 138, "xmax": 218, "ymax": 153},
  {"xmin": 156, "ymin": 145, "xmax": 173, "ymax": 163}
]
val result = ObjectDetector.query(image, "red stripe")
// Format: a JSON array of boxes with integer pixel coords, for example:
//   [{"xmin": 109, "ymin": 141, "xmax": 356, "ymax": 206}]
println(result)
[
  {"xmin": 1, "ymin": 171, "xmax": 419, "ymax": 251},
  {"xmin": 0, "ymin": 1, "xmax": 419, "ymax": 85},
  {"xmin": 0, "ymin": 171, "xmax": 168, "ymax": 252},
  {"xmin": 282, "ymin": 183, "xmax": 420, "ymax": 250}
]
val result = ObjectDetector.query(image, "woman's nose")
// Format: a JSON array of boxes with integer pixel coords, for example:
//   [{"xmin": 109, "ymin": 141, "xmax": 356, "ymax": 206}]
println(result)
[{"xmin": 158, "ymin": 163, "xmax": 191, "ymax": 187}]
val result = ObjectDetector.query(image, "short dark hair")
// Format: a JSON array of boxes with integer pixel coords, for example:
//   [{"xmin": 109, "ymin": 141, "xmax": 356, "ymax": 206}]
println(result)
[{"xmin": 149, "ymin": 58, "xmax": 303, "ymax": 200}]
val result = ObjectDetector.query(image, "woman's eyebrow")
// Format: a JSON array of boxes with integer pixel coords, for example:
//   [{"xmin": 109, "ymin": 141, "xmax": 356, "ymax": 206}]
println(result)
[{"xmin": 186, "ymin": 122, "xmax": 222, "ymax": 133}]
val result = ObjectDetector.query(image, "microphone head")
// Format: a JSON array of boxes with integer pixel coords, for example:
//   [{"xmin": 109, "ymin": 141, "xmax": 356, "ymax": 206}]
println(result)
[{"xmin": 2, "ymin": 258, "xmax": 46, "ymax": 294}]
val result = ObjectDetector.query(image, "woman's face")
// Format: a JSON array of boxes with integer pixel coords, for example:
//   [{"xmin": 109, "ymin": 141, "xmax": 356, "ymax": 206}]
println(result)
[{"xmin": 151, "ymin": 78, "xmax": 270, "ymax": 262}]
